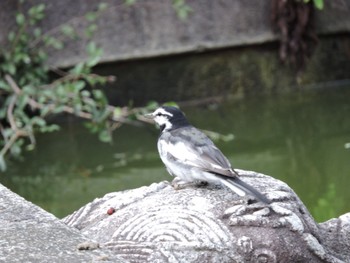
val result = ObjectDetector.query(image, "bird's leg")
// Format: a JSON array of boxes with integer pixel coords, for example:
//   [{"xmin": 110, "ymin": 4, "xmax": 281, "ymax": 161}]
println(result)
[
  {"xmin": 195, "ymin": 181, "xmax": 209, "ymax": 187},
  {"xmin": 171, "ymin": 177, "xmax": 186, "ymax": 190},
  {"xmin": 171, "ymin": 177, "xmax": 207, "ymax": 190}
]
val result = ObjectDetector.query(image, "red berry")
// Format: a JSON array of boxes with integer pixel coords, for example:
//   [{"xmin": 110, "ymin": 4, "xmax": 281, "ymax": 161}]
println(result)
[{"xmin": 107, "ymin": 207, "xmax": 115, "ymax": 215}]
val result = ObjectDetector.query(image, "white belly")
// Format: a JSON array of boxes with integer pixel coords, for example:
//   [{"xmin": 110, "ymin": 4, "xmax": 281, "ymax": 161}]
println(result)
[{"xmin": 157, "ymin": 139, "xmax": 218, "ymax": 183}]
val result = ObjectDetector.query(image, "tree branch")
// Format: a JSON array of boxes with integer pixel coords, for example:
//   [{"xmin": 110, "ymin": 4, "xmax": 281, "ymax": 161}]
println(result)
[
  {"xmin": 5, "ymin": 74, "xmax": 93, "ymax": 120},
  {"xmin": 7, "ymin": 95, "xmax": 17, "ymax": 130}
]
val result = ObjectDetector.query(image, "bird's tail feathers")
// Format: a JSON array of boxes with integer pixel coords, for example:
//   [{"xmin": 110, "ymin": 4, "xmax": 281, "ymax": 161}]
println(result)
[
  {"xmin": 218, "ymin": 175, "xmax": 270, "ymax": 204},
  {"xmin": 220, "ymin": 179, "xmax": 246, "ymax": 197}
]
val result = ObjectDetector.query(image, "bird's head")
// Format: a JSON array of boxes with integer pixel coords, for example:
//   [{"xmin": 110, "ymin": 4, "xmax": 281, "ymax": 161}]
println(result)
[{"xmin": 145, "ymin": 106, "xmax": 190, "ymax": 132}]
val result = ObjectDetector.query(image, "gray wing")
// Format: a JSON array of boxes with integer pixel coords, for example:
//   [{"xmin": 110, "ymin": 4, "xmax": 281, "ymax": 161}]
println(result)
[{"xmin": 162, "ymin": 126, "xmax": 236, "ymax": 177}]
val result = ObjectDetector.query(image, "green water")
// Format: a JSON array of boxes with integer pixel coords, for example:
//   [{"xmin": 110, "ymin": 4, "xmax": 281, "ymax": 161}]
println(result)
[{"xmin": 1, "ymin": 87, "xmax": 350, "ymax": 221}]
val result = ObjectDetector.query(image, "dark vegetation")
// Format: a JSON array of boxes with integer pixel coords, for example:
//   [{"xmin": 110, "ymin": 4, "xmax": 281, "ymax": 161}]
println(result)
[{"xmin": 271, "ymin": 0, "xmax": 320, "ymax": 75}]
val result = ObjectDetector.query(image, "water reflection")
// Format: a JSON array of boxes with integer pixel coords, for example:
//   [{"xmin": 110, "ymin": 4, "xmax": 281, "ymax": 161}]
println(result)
[{"xmin": 1, "ymin": 87, "xmax": 350, "ymax": 221}]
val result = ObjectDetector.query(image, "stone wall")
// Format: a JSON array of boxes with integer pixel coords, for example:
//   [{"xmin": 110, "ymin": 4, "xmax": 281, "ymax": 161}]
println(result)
[{"xmin": 1, "ymin": 0, "xmax": 350, "ymax": 68}]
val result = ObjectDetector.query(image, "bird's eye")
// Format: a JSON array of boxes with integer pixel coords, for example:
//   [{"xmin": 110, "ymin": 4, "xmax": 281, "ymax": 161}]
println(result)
[{"xmin": 156, "ymin": 113, "xmax": 162, "ymax": 116}]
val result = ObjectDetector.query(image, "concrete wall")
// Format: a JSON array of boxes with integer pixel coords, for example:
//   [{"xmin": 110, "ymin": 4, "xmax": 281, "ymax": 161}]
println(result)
[{"xmin": 1, "ymin": 0, "xmax": 350, "ymax": 68}]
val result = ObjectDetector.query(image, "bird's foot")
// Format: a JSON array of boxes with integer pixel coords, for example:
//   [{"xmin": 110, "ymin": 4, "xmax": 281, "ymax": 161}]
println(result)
[
  {"xmin": 171, "ymin": 178, "xmax": 207, "ymax": 190},
  {"xmin": 171, "ymin": 177, "xmax": 190, "ymax": 190}
]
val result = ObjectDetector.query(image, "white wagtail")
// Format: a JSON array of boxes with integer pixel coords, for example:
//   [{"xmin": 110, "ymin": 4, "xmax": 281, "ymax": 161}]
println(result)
[{"xmin": 146, "ymin": 106, "xmax": 270, "ymax": 204}]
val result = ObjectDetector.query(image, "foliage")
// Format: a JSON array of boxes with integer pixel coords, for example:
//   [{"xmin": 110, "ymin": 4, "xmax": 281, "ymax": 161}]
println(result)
[
  {"xmin": 303, "ymin": 0, "xmax": 324, "ymax": 10},
  {"xmin": 271, "ymin": 0, "xmax": 319, "ymax": 76},
  {"xmin": 172, "ymin": 0, "xmax": 192, "ymax": 19},
  {"xmin": 0, "ymin": 2, "xmax": 158, "ymax": 171}
]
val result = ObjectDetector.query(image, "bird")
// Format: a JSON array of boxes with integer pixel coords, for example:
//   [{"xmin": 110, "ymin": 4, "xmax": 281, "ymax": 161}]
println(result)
[{"xmin": 145, "ymin": 106, "xmax": 270, "ymax": 204}]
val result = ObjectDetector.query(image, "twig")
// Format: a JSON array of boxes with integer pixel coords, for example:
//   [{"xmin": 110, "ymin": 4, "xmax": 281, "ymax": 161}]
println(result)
[
  {"xmin": 5, "ymin": 75, "xmax": 21, "ymax": 94},
  {"xmin": 0, "ymin": 130, "xmax": 28, "ymax": 157},
  {"xmin": 7, "ymin": 95, "xmax": 17, "ymax": 130},
  {"xmin": 1, "ymin": 93, "xmax": 29, "ymax": 157}
]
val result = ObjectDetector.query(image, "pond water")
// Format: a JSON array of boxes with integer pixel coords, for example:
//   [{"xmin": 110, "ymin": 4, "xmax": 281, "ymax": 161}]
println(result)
[{"xmin": 1, "ymin": 87, "xmax": 350, "ymax": 222}]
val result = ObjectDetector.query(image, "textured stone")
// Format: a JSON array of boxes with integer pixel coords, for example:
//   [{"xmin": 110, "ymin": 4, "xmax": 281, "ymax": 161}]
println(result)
[
  {"xmin": 0, "ymin": 183, "xmax": 126, "ymax": 263},
  {"xmin": 63, "ymin": 169, "xmax": 350, "ymax": 263},
  {"xmin": 1, "ymin": 169, "xmax": 350, "ymax": 262},
  {"xmin": 1, "ymin": 0, "xmax": 349, "ymax": 68}
]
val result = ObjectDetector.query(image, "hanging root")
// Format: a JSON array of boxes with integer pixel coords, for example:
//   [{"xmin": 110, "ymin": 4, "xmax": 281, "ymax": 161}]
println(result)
[{"xmin": 271, "ymin": 0, "xmax": 319, "ymax": 75}]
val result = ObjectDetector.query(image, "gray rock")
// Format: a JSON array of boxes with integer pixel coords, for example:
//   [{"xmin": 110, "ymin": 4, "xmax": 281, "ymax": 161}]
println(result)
[
  {"xmin": 2, "ymin": 169, "xmax": 349, "ymax": 262},
  {"xmin": 0, "ymin": 183, "xmax": 126, "ymax": 263},
  {"xmin": 63, "ymin": 170, "xmax": 349, "ymax": 263}
]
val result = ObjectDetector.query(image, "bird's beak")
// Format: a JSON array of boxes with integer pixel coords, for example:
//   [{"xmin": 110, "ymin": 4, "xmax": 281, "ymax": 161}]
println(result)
[{"xmin": 144, "ymin": 113, "xmax": 155, "ymax": 119}]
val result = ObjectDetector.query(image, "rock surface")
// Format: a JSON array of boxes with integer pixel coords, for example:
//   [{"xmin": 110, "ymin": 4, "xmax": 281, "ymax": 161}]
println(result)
[
  {"xmin": 63, "ymin": 170, "xmax": 350, "ymax": 263},
  {"xmin": 0, "ymin": 183, "xmax": 125, "ymax": 263},
  {"xmin": 2, "ymin": 169, "xmax": 350, "ymax": 262}
]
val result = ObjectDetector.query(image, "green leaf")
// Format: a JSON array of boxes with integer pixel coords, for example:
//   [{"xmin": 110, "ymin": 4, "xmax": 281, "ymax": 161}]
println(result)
[
  {"xmin": 74, "ymin": 80, "xmax": 86, "ymax": 91},
  {"xmin": 125, "ymin": 0, "xmax": 137, "ymax": 5},
  {"xmin": 84, "ymin": 24, "xmax": 97, "ymax": 38},
  {"xmin": 0, "ymin": 108, "xmax": 6, "ymax": 119},
  {"xmin": 16, "ymin": 13, "xmax": 25, "ymax": 26},
  {"xmin": 98, "ymin": 130, "xmax": 112, "ymax": 143},
  {"xmin": 17, "ymin": 95, "xmax": 29, "ymax": 109},
  {"xmin": 10, "ymin": 141, "xmax": 22, "ymax": 156},
  {"xmin": 313, "ymin": 0, "xmax": 324, "ymax": 9},
  {"xmin": 92, "ymin": 89, "xmax": 104, "ymax": 100},
  {"xmin": 61, "ymin": 25, "xmax": 75, "ymax": 38},
  {"xmin": 86, "ymin": 42, "xmax": 97, "ymax": 55},
  {"xmin": 43, "ymin": 35, "xmax": 62, "ymax": 49},
  {"xmin": 70, "ymin": 62, "xmax": 85, "ymax": 74},
  {"xmin": 0, "ymin": 155, "xmax": 6, "ymax": 172},
  {"xmin": 86, "ymin": 42, "xmax": 103, "ymax": 66},
  {"xmin": 145, "ymin": 101, "xmax": 159, "ymax": 111},
  {"xmin": 40, "ymin": 124, "xmax": 60, "ymax": 133},
  {"xmin": 2, "ymin": 128, "xmax": 13, "ymax": 140},
  {"xmin": 98, "ymin": 3, "xmax": 108, "ymax": 11},
  {"xmin": 4, "ymin": 63, "xmax": 16, "ymax": 75},
  {"xmin": 86, "ymin": 56, "xmax": 101, "ymax": 67},
  {"xmin": 85, "ymin": 12, "xmax": 97, "ymax": 22},
  {"xmin": 31, "ymin": 116, "xmax": 46, "ymax": 127},
  {"xmin": 36, "ymin": 4, "xmax": 46, "ymax": 13},
  {"xmin": 304, "ymin": 0, "xmax": 324, "ymax": 9},
  {"xmin": 52, "ymin": 40, "xmax": 63, "ymax": 49},
  {"xmin": 0, "ymin": 80, "xmax": 9, "ymax": 90},
  {"xmin": 37, "ymin": 50, "xmax": 48, "ymax": 61},
  {"xmin": 29, "ymin": 4, "xmax": 45, "ymax": 17},
  {"xmin": 8, "ymin": 31, "xmax": 16, "ymax": 42},
  {"xmin": 40, "ymin": 105, "xmax": 52, "ymax": 117},
  {"xmin": 26, "ymin": 144, "xmax": 35, "ymax": 151},
  {"xmin": 81, "ymin": 90, "xmax": 91, "ymax": 97},
  {"xmin": 84, "ymin": 122, "xmax": 99, "ymax": 133},
  {"xmin": 172, "ymin": 0, "xmax": 192, "ymax": 20},
  {"xmin": 163, "ymin": 101, "xmax": 178, "ymax": 107},
  {"xmin": 113, "ymin": 107, "xmax": 122, "ymax": 118}
]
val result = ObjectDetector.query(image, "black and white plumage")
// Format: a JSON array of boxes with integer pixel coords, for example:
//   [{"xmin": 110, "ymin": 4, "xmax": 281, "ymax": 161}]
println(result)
[{"xmin": 146, "ymin": 106, "xmax": 270, "ymax": 204}]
